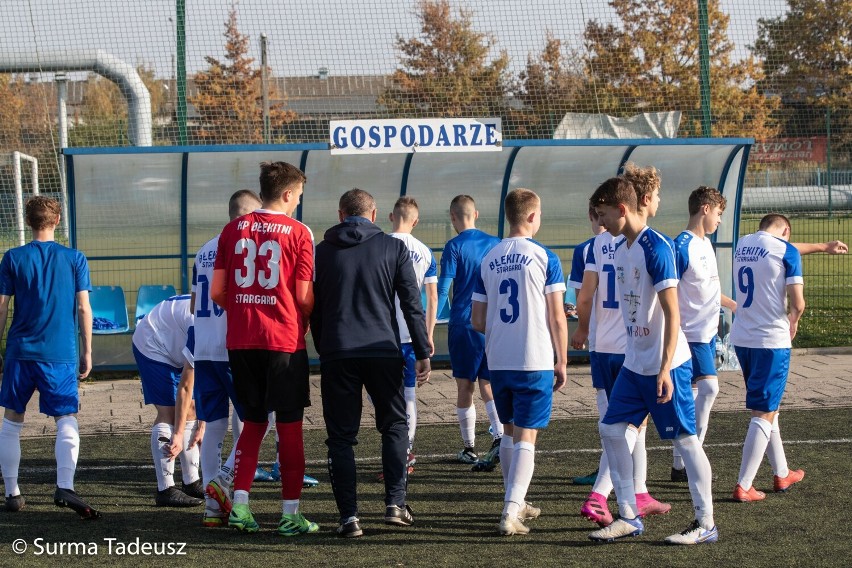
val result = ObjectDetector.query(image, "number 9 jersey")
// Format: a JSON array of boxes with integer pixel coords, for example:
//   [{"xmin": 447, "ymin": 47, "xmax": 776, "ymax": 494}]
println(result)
[
  {"xmin": 214, "ymin": 209, "xmax": 314, "ymax": 353},
  {"xmin": 472, "ymin": 236, "xmax": 565, "ymax": 371}
]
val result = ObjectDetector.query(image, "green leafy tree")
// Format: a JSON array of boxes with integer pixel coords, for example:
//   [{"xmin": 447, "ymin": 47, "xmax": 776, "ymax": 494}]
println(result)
[
  {"xmin": 753, "ymin": 0, "xmax": 852, "ymax": 150},
  {"xmin": 379, "ymin": 0, "xmax": 511, "ymax": 118},
  {"xmin": 191, "ymin": 5, "xmax": 295, "ymax": 144},
  {"xmin": 579, "ymin": 0, "xmax": 778, "ymax": 139}
]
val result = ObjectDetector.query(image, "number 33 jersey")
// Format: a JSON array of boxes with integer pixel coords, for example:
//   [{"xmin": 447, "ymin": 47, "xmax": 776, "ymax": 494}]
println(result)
[
  {"xmin": 473, "ymin": 237, "xmax": 565, "ymax": 371},
  {"xmin": 730, "ymin": 231, "xmax": 803, "ymax": 349},
  {"xmin": 214, "ymin": 209, "xmax": 314, "ymax": 353}
]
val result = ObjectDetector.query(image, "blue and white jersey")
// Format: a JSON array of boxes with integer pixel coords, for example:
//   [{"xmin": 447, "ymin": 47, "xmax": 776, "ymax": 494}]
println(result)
[
  {"xmin": 472, "ymin": 237, "xmax": 566, "ymax": 371},
  {"xmin": 585, "ymin": 232, "xmax": 627, "ymax": 355},
  {"xmin": 568, "ymin": 237, "xmax": 597, "ymax": 352},
  {"xmin": 613, "ymin": 227, "xmax": 691, "ymax": 376},
  {"xmin": 0, "ymin": 240, "xmax": 91, "ymax": 364},
  {"xmin": 132, "ymin": 295, "xmax": 192, "ymax": 368},
  {"xmin": 441, "ymin": 228, "xmax": 501, "ymax": 327},
  {"xmin": 730, "ymin": 231, "xmax": 803, "ymax": 349},
  {"xmin": 189, "ymin": 234, "xmax": 228, "ymax": 362},
  {"xmin": 390, "ymin": 232, "xmax": 438, "ymax": 343},
  {"xmin": 675, "ymin": 231, "xmax": 721, "ymax": 343}
]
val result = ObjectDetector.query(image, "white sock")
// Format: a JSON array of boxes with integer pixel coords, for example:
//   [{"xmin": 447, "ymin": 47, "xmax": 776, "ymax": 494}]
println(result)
[
  {"xmin": 625, "ymin": 426, "xmax": 638, "ymax": 454},
  {"xmin": 202, "ymin": 417, "xmax": 228, "ymax": 486},
  {"xmin": 484, "ymin": 400, "xmax": 504, "ymax": 438},
  {"xmin": 599, "ymin": 422, "xmax": 638, "ymax": 519},
  {"xmin": 54, "ymin": 416, "xmax": 79, "ymax": 490},
  {"xmin": 502, "ymin": 441, "xmax": 535, "ymax": 518},
  {"xmin": 457, "ymin": 406, "xmax": 476, "ymax": 448},
  {"xmin": 591, "ymin": 390, "xmax": 614, "ymax": 497},
  {"xmin": 499, "ymin": 434, "xmax": 515, "ymax": 489},
  {"xmin": 737, "ymin": 417, "xmax": 772, "ymax": 490},
  {"xmin": 151, "ymin": 422, "xmax": 175, "ymax": 492},
  {"xmin": 233, "ymin": 489, "xmax": 249, "ymax": 505},
  {"xmin": 179, "ymin": 420, "xmax": 201, "ymax": 484},
  {"xmin": 0, "ymin": 418, "xmax": 24, "ymax": 497},
  {"xmin": 404, "ymin": 386, "xmax": 417, "ymax": 450},
  {"xmin": 218, "ymin": 412, "xmax": 243, "ymax": 485},
  {"xmin": 695, "ymin": 379, "xmax": 719, "ymax": 445},
  {"xmin": 675, "ymin": 434, "xmax": 715, "ymax": 530},
  {"xmin": 632, "ymin": 426, "xmax": 648, "ymax": 494},
  {"xmin": 282, "ymin": 499, "xmax": 299, "ymax": 515},
  {"xmin": 766, "ymin": 414, "xmax": 789, "ymax": 478}
]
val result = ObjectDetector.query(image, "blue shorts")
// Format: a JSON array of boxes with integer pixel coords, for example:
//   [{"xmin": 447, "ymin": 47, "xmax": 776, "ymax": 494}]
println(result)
[
  {"xmin": 194, "ymin": 360, "xmax": 244, "ymax": 422},
  {"xmin": 689, "ymin": 337, "xmax": 717, "ymax": 380},
  {"xmin": 401, "ymin": 343, "xmax": 416, "ymax": 388},
  {"xmin": 734, "ymin": 346, "xmax": 790, "ymax": 412},
  {"xmin": 0, "ymin": 357, "xmax": 78, "ymax": 416},
  {"xmin": 447, "ymin": 324, "xmax": 490, "ymax": 381},
  {"xmin": 489, "ymin": 370, "xmax": 553, "ymax": 429},
  {"xmin": 590, "ymin": 351, "xmax": 625, "ymax": 398},
  {"xmin": 602, "ymin": 361, "xmax": 696, "ymax": 439},
  {"xmin": 133, "ymin": 345, "xmax": 181, "ymax": 406}
]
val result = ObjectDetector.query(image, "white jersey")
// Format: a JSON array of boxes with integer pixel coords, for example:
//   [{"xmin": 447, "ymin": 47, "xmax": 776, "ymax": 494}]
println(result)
[
  {"xmin": 730, "ymin": 231, "xmax": 803, "ymax": 349},
  {"xmin": 613, "ymin": 227, "xmax": 691, "ymax": 376},
  {"xmin": 132, "ymin": 294, "xmax": 192, "ymax": 368},
  {"xmin": 390, "ymin": 232, "xmax": 437, "ymax": 343},
  {"xmin": 675, "ymin": 231, "xmax": 721, "ymax": 343},
  {"xmin": 568, "ymin": 237, "xmax": 597, "ymax": 351},
  {"xmin": 189, "ymin": 234, "xmax": 228, "ymax": 362},
  {"xmin": 585, "ymin": 232, "xmax": 628, "ymax": 355},
  {"xmin": 472, "ymin": 237, "xmax": 566, "ymax": 371}
]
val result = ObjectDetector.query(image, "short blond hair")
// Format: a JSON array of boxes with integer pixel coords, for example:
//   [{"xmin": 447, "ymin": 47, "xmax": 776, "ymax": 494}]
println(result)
[
  {"xmin": 622, "ymin": 162, "xmax": 661, "ymax": 204},
  {"xmin": 393, "ymin": 196, "xmax": 419, "ymax": 222},
  {"xmin": 505, "ymin": 188, "xmax": 540, "ymax": 226}
]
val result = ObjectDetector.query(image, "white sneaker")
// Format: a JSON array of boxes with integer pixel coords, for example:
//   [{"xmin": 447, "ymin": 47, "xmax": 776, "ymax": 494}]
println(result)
[
  {"xmin": 588, "ymin": 517, "xmax": 644, "ymax": 542},
  {"xmin": 520, "ymin": 501, "xmax": 541, "ymax": 521},
  {"xmin": 664, "ymin": 520, "xmax": 719, "ymax": 545},
  {"xmin": 498, "ymin": 514, "xmax": 530, "ymax": 536}
]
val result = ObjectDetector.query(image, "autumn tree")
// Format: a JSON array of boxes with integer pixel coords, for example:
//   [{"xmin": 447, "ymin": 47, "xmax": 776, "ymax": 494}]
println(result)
[
  {"xmin": 753, "ymin": 0, "xmax": 852, "ymax": 150},
  {"xmin": 191, "ymin": 5, "xmax": 295, "ymax": 144},
  {"xmin": 379, "ymin": 0, "xmax": 511, "ymax": 119},
  {"xmin": 511, "ymin": 34, "xmax": 586, "ymax": 138},
  {"xmin": 0, "ymin": 75, "xmax": 25, "ymax": 150},
  {"xmin": 579, "ymin": 0, "xmax": 778, "ymax": 139}
]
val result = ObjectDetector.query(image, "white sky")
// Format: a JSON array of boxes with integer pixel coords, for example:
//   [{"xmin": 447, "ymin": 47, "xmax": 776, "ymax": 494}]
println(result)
[{"xmin": 0, "ymin": 0, "xmax": 787, "ymax": 79}]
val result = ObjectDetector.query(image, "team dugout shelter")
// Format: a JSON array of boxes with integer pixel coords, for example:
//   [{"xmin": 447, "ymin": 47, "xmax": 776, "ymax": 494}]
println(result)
[{"xmin": 64, "ymin": 133, "xmax": 751, "ymax": 370}]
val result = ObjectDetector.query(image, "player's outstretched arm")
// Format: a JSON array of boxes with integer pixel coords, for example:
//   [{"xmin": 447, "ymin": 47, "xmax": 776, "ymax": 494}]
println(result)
[
  {"xmin": 656, "ymin": 287, "xmax": 680, "ymax": 404},
  {"xmin": 168, "ymin": 362, "xmax": 196, "ymax": 460},
  {"xmin": 787, "ymin": 283, "xmax": 805, "ymax": 340},
  {"xmin": 77, "ymin": 290, "xmax": 93, "ymax": 380},
  {"xmin": 794, "ymin": 241, "xmax": 848, "ymax": 255},
  {"xmin": 571, "ymin": 271, "xmax": 598, "ymax": 350},
  {"xmin": 721, "ymin": 293, "xmax": 737, "ymax": 313},
  {"xmin": 546, "ymin": 291, "xmax": 569, "ymax": 391}
]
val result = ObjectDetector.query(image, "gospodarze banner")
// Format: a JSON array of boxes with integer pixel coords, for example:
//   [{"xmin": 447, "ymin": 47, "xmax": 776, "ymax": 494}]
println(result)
[{"xmin": 330, "ymin": 118, "xmax": 502, "ymax": 155}]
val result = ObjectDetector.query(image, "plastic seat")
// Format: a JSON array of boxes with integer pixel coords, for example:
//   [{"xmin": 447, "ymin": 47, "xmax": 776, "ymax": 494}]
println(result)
[
  {"xmin": 135, "ymin": 285, "xmax": 177, "ymax": 323},
  {"xmin": 90, "ymin": 286, "xmax": 130, "ymax": 334}
]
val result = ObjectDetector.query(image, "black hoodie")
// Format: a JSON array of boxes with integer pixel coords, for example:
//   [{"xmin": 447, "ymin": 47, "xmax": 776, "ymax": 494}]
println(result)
[{"xmin": 311, "ymin": 216, "xmax": 430, "ymax": 362}]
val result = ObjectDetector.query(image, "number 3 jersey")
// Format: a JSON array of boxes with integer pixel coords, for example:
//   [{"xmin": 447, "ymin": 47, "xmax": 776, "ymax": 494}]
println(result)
[
  {"xmin": 473, "ymin": 237, "xmax": 565, "ymax": 371},
  {"xmin": 730, "ymin": 230, "xmax": 803, "ymax": 349},
  {"xmin": 214, "ymin": 209, "xmax": 314, "ymax": 353},
  {"xmin": 613, "ymin": 227, "xmax": 691, "ymax": 376}
]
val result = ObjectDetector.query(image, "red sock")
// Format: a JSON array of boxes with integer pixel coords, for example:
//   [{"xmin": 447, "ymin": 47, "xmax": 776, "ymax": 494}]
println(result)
[
  {"xmin": 232, "ymin": 420, "xmax": 267, "ymax": 493},
  {"xmin": 276, "ymin": 421, "xmax": 306, "ymax": 501}
]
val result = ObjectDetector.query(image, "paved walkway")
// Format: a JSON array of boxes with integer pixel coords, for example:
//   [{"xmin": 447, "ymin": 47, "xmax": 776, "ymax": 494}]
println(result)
[{"xmin": 13, "ymin": 348, "xmax": 852, "ymax": 439}]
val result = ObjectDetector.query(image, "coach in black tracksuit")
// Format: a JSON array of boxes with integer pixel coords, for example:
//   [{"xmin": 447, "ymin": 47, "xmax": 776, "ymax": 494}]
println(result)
[{"xmin": 312, "ymin": 188, "xmax": 432, "ymax": 537}]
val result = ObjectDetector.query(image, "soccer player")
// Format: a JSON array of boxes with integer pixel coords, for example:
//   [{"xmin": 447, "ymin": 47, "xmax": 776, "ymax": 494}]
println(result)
[
  {"xmin": 388, "ymin": 196, "xmax": 438, "ymax": 472},
  {"xmin": 211, "ymin": 161, "xmax": 316, "ymax": 536},
  {"xmin": 132, "ymin": 294, "xmax": 204, "ymax": 507},
  {"xmin": 587, "ymin": 177, "xmax": 717, "ymax": 545},
  {"xmin": 437, "ymin": 195, "xmax": 504, "ymax": 468},
  {"xmin": 471, "ymin": 188, "xmax": 568, "ymax": 536},
  {"xmin": 730, "ymin": 214, "xmax": 806, "ymax": 502},
  {"xmin": 670, "ymin": 186, "xmax": 737, "ymax": 481},
  {"xmin": 0, "ymin": 196, "xmax": 100, "ymax": 519},
  {"xmin": 312, "ymin": 188, "xmax": 431, "ymax": 538}
]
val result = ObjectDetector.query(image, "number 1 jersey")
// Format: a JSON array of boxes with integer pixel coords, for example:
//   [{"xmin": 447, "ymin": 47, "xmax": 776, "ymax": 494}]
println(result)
[
  {"xmin": 214, "ymin": 209, "xmax": 314, "ymax": 353},
  {"xmin": 473, "ymin": 237, "xmax": 565, "ymax": 371}
]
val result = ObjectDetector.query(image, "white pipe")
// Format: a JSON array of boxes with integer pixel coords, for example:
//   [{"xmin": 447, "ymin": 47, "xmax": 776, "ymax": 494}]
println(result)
[
  {"xmin": 0, "ymin": 50, "xmax": 152, "ymax": 146},
  {"xmin": 13, "ymin": 151, "xmax": 24, "ymax": 246},
  {"xmin": 56, "ymin": 72, "xmax": 70, "ymax": 238}
]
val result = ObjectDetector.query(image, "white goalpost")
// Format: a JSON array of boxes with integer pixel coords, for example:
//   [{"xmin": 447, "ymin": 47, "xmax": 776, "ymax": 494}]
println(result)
[{"xmin": 13, "ymin": 151, "xmax": 39, "ymax": 246}]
